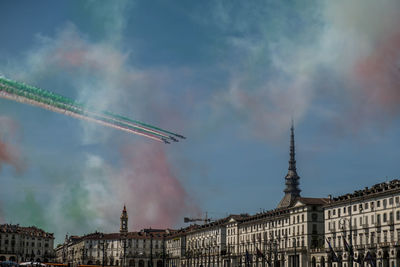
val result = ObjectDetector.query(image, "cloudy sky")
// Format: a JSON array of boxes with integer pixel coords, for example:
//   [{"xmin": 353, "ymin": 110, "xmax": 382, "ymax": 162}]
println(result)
[{"xmin": 1, "ymin": 0, "xmax": 400, "ymax": 244}]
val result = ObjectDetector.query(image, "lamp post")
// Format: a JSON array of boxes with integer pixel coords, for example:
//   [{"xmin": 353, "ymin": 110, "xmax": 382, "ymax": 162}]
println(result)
[
  {"xmin": 81, "ymin": 247, "xmax": 86, "ymax": 265},
  {"xmin": 150, "ymin": 234, "xmax": 153, "ymax": 267},
  {"xmin": 63, "ymin": 244, "xmax": 66, "ymax": 264},
  {"xmin": 340, "ymin": 217, "xmax": 353, "ymax": 267},
  {"xmin": 120, "ymin": 233, "xmax": 127, "ymax": 267},
  {"xmin": 272, "ymin": 240, "xmax": 278, "ymax": 267},
  {"xmin": 267, "ymin": 240, "xmax": 272, "ymax": 267},
  {"xmin": 99, "ymin": 234, "xmax": 106, "ymax": 267},
  {"xmin": 162, "ymin": 234, "xmax": 166, "ymax": 267},
  {"xmin": 292, "ymin": 238, "xmax": 297, "ymax": 267}
]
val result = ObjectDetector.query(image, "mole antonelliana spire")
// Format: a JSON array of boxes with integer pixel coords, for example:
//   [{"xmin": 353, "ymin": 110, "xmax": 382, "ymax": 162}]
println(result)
[{"xmin": 277, "ymin": 121, "xmax": 301, "ymax": 208}]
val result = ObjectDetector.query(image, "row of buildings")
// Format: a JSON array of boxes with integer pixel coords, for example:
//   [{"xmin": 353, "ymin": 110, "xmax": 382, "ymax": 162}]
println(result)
[
  {"xmin": 0, "ymin": 224, "xmax": 55, "ymax": 262},
  {"xmin": 55, "ymin": 207, "xmax": 169, "ymax": 267},
  {"xmin": 55, "ymin": 126, "xmax": 400, "ymax": 267},
  {"xmin": 2, "ymin": 126, "xmax": 400, "ymax": 267}
]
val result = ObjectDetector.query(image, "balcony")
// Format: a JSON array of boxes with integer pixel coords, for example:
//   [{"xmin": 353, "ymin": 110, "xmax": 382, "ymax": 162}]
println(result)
[
  {"xmin": 379, "ymin": 242, "xmax": 390, "ymax": 248},
  {"xmin": 354, "ymin": 244, "xmax": 365, "ymax": 250}
]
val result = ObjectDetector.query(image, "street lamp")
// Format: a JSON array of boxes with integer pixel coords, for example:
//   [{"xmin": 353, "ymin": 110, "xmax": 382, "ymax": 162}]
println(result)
[
  {"xmin": 99, "ymin": 234, "xmax": 107, "ymax": 267},
  {"xmin": 120, "ymin": 233, "xmax": 127, "ymax": 267},
  {"xmin": 340, "ymin": 218, "xmax": 353, "ymax": 267},
  {"xmin": 292, "ymin": 238, "xmax": 297, "ymax": 267},
  {"xmin": 81, "ymin": 247, "xmax": 86, "ymax": 265},
  {"xmin": 273, "ymin": 240, "xmax": 278, "ymax": 267},
  {"xmin": 162, "ymin": 234, "xmax": 166, "ymax": 267},
  {"xmin": 266, "ymin": 240, "xmax": 273, "ymax": 267}
]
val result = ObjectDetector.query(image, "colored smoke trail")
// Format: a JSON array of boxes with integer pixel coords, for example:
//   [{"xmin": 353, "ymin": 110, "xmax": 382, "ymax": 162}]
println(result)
[
  {"xmin": 0, "ymin": 77, "xmax": 185, "ymax": 143},
  {"xmin": 0, "ymin": 116, "xmax": 23, "ymax": 173},
  {"xmin": 112, "ymin": 143, "xmax": 200, "ymax": 229},
  {"xmin": 354, "ymin": 31, "xmax": 400, "ymax": 113}
]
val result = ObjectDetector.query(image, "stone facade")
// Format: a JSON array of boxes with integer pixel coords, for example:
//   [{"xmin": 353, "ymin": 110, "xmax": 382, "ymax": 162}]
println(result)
[
  {"xmin": 318, "ymin": 180, "xmax": 400, "ymax": 267},
  {"xmin": 56, "ymin": 207, "xmax": 169, "ymax": 267},
  {"xmin": 0, "ymin": 224, "xmax": 55, "ymax": 263}
]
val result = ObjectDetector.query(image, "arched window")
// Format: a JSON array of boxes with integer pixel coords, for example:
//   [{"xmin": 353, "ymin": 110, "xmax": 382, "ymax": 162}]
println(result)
[{"xmin": 320, "ymin": 256, "xmax": 325, "ymax": 267}]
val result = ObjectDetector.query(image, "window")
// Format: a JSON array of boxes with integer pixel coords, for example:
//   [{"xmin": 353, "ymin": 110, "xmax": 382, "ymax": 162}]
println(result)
[
  {"xmin": 353, "ymin": 205, "xmax": 357, "ymax": 211},
  {"xmin": 383, "ymin": 199, "xmax": 387, "ymax": 207},
  {"xmin": 328, "ymin": 211, "xmax": 331, "ymax": 219},
  {"xmin": 312, "ymin": 213, "xmax": 318, "ymax": 222},
  {"xmin": 390, "ymin": 198, "xmax": 394, "ymax": 205},
  {"xmin": 377, "ymin": 201, "xmax": 381, "ymax": 207},
  {"xmin": 365, "ymin": 202, "xmax": 369, "ymax": 209},
  {"xmin": 396, "ymin": 197, "xmax": 399, "ymax": 204},
  {"xmin": 397, "ymin": 211, "xmax": 400, "ymax": 221},
  {"xmin": 343, "ymin": 207, "xmax": 346, "ymax": 214},
  {"xmin": 333, "ymin": 209, "xmax": 336, "ymax": 216},
  {"xmin": 377, "ymin": 214, "xmax": 381, "ymax": 223},
  {"xmin": 383, "ymin": 213, "xmax": 387, "ymax": 222},
  {"xmin": 312, "ymin": 224, "xmax": 317, "ymax": 234}
]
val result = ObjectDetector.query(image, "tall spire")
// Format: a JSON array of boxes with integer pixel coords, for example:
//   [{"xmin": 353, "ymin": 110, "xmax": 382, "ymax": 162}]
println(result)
[
  {"xmin": 289, "ymin": 120, "xmax": 296, "ymax": 172},
  {"xmin": 277, "ymin": 122, "xmax": 301, "ymax": 209}
]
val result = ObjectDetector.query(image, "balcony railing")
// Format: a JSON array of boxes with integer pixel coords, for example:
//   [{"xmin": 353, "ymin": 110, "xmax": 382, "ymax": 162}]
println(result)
[{"xmin": 379, "ymin": 242, "xmax": 390, "ymax": 248}]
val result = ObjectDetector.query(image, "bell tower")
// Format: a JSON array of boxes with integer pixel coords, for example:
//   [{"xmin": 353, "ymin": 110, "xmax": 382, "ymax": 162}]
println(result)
[{"xmin": 120, "ymin": 205, "xmax": 128, "ymax": 233}]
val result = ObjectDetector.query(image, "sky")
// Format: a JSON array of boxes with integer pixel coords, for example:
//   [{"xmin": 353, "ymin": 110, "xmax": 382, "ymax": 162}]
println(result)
[{"xmin": 1, "ymin": 0, "xmax": 400, "ymax": 244}]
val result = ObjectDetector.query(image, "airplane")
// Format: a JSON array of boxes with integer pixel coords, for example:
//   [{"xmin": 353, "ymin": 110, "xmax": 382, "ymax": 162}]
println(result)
[
  {"xmin": 162, "ymin": 138, "xmax": 170, "ymax": 144},
  {"xmin": 169, "ymin": 136, "xmax": 179, "ymax": 142}
]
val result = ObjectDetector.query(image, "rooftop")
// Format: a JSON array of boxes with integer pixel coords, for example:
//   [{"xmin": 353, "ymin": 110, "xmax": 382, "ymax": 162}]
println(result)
[{"xmin": 0, "ymin": 224, "xmax": 54, "ymax": 238}]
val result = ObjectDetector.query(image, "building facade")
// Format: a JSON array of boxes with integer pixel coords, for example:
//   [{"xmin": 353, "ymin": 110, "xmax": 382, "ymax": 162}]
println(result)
[
  {"xmin": 165, "ymin": 125, "xmax": 328, "ymax": 267},
  {"xmin": 0, "ymin": 224, "xmax": 55, "ymax": 263},
  {"xmin": 56, "ymin": 206, "xmax": 168, "ymax": 267},
  {"xmin": 320, "ymin": 180, "xmax": 400, "ymax": 267}
]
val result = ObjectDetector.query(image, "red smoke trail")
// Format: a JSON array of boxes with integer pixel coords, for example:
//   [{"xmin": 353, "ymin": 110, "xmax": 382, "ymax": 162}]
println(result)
[
  {"xmin": 0, "ymin": 116, "xmax": 23, "ymax": 173},
  {"xmin": 114, "ymin": 143, "xmax": 200, "ymax": 230},
  {"xmin": 354, "ymin": 31, "xmax": 400, "ymax": 115}
]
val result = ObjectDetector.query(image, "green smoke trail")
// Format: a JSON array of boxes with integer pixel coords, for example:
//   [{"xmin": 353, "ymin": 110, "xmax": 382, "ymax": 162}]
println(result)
[{"xmin": 0, "ymin": 77, "xmax": 185, "ymax": 143}]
